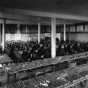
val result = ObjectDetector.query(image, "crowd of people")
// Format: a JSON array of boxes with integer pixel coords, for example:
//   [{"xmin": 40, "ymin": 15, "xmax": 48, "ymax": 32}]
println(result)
[{"xmin": 1, "ymin": 38, "xmax": 88, "ymax": 63}]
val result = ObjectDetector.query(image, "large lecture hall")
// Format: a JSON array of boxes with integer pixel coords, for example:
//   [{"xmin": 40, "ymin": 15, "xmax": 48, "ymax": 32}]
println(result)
[{"xmin": 1, "ymin": 0, "xmax": 88, "ymax": 88}]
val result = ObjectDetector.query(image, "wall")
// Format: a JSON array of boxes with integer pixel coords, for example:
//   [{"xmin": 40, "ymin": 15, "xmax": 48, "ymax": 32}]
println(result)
[
  {"xmin": 5, "ymin": 32, "xmax": 88, "ymax": 42},
  {"xmin": 67, "ymin": 33, "xmax": 88, "ymax": 42},
  {"xmin": 5, "ymin": 33, "xmax": 38, "ymax": 41}
]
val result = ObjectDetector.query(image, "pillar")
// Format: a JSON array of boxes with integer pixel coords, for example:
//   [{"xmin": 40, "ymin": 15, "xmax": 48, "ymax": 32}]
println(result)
[
  {"xmin": 38, "ymin": 23, "xmax": 40, "ymax": 43},
  {"xmin": 26, "ymin": 24, "xmax": 28, "ymax": 34},
  {"xmin": 2, "ymin": 19, "xmax": 6, "ymax": 51},
  {"xmin": 0, "ymin": 24, "xmax": 2, "ymax": 45},
  {"xmin": 25, "ymin": 24, "xmax": 28, "ymax": 41},
  {"xmin": 64, "ymin": 24, "xmax": 66, "ymax": 41},
  {"xmin": 16, "ymin": 24, "xmax": 21, "ymax": 41},
  {"xmin": 51, "ymin": 17, "xmax": 56, "ymax": 58},
  {"xmin": 17, "ymin": 24, "xmax": 20, "ymax": 33}
]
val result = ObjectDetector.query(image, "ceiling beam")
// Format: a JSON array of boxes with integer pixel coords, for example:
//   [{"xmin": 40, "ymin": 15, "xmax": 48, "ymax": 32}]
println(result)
[
  {"xmin": 2, "ymin": 8, "xmax": 88, "ymax": 21},
  {"xmin": 0, "ymin": 12, "xmax": 40, "ymax": 24}
]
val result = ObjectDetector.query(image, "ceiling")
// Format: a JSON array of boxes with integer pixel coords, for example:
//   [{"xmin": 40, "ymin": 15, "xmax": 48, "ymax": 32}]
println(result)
[
  {"xmin": 0, "ymin": 0, "xmax": 88, "ymax": 24},
  {"xmin": 0, "ymin": 0, "xmax": 88, "ymax": 17}
]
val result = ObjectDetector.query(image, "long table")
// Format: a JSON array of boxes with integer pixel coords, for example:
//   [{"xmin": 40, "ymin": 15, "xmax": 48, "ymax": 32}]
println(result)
[{"xmin": 6, "ymin": 52, "xmax": 88, "ymax": 74}]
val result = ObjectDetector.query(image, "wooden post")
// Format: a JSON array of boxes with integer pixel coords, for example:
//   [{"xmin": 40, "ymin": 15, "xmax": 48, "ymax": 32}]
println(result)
[
  {"xmin": 0, "ymin": 24, "xmax": 2, "ymax": 46},
  {"xmin": 51, "ymin": 17, "xmax": 56, "ymax": 58},
  {"xmin": 38, "ymin": 23, "xmax": 40, "ymax": 43},
  {"xmin": 26, "ymin": 24, "xmax": 28, "ymax": 34},
  {"xmin": 17, "ymin": 24, "xmax": 20, "ymax": 33},
  {"xmin": 2, "ymin": 19, "xmax": 6, "ymax": 51},
  {"xmin": 25, "ymin": 24, "xmax": 28, "ymax": 41},
  {"xmin": 64, "ymin": 24, "xmax": 66, "ymax": 41},
  {"xmin": 16, "ymin": 24, "xmax": 21, "ymax": 41}
]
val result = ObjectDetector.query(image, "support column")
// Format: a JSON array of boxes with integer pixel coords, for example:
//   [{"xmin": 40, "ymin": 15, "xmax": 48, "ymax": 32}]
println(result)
[
  {"xmin": 38, "ymin": 23, "xmax": 40, "ymax": 43},
  {"xmin": 25, "ymin": 24, "xmax": 28, "ymax": 41},
  {"xmin": 17, "ymin": 24, "xmax": 20, "ymax": 33},
  {"xmin": 2, "ymin": 19, "xmax": 6, "ymax": 51},
  {"xmin": 51, "ymin": 17, "xmax": 56, "ymax": 58},
  {"xmin": 26, "ymin": 24, "xmax": 28, "ymax": 34},
  {"xmin": 64, "ymin": 24, "xmax": 66, "ymax": 41},
  {"xmin": 15, "ymin": 24, "xmax": 21, "ymax": 41},
  {"xmin": 0, "ymin": 24, "xmax": 2, "ymax": 45}
]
